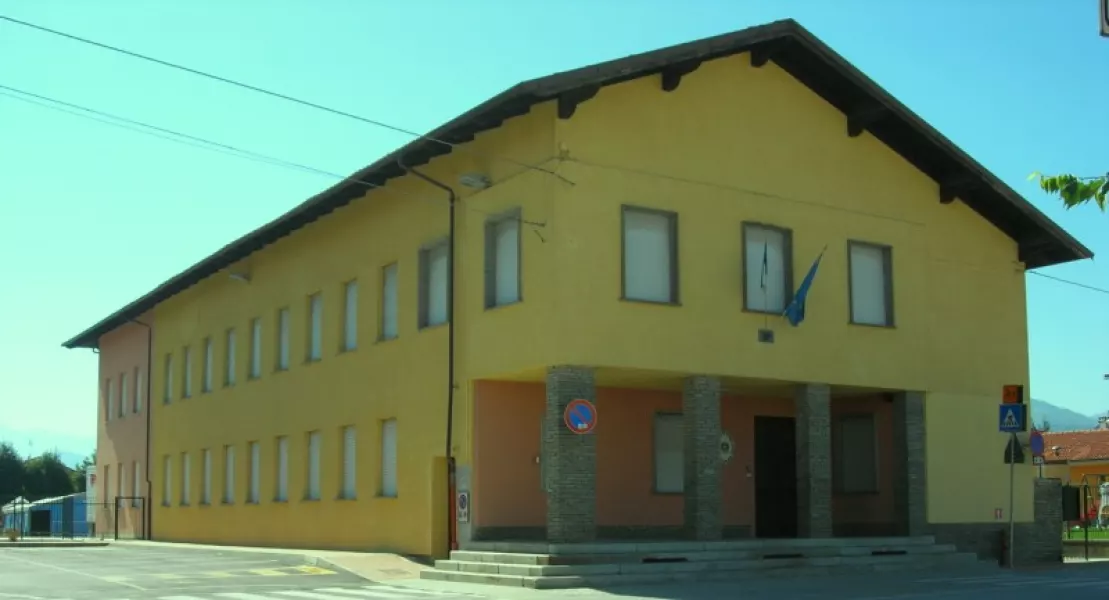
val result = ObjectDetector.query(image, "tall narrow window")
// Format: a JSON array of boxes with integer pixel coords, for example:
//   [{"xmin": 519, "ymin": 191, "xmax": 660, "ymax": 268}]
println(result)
[
  {"xmin": 223, "ymin": 445, "xmax": 235, "ymax": 504},
  {"xmin": 201, "ymin": 449, "xmax": 212, "ymax": 504},
  {"xmin": 835, "ymin": 414, "xmax": 879, "ymax": 493},
  {"xmin": 275, "ymin": 436, "xmax": 289, "ymax": 502},
  {"xmin": 621, "ymin": 206, "xmax": 678, "ymax": 304},
  {"xmin": 743, "ymin": 223, "xmax": 792, "ymax": 313},
  {"xmin": 342, "ymin": 281, "xmax": 358, "ymax": 351},
  {"xmin": 306, "ymin": 431, "xmax": 321, "ymax": 500},
  {"xmin": 340, "ymin": 426, "xmax": 356, "ymax": 499},
  {"xmin": 163, "ymin": 354, "xmax": 173, "ymax": 404},
  {"xmin": 848, "ymin": 241, "xmax": 894, "ymax": 327},
  {"xmin": 485, "ymin": 211, "xmax": 521, "ymax": 308},
  {"xmin": 276, "ymin": 308, "xmax": 290, "ymax": 371},
  {"xmin": 307, "ymin": 293, "xmax": 322, "ymax": 361},
  {"xmin": 134, "ymin": 367, "xmax": 143, "ymax": 413},
  {"xmin": 380, "ymin": 419, "xmax": 398, "ymax": 498},
  {"xmin": 202, "ymin": 338, "xmax": 213, "ymax": 392},
  {"xmin": 182, "ymin": 346, "xmax": 193, "ymax": 398},
  {"xmin": 106, "ymin": 378, "xmax": 115, "ymax": 421},
  {"xmin": 132, "ymin": 461, "xmax": 141, "ymax": 507},
  {"xmin": 104, "ymin": 465, "xmax": 112, "ymax": 507},
  {"xmin": 161, "ymin": 457, "xmax": 170, "ymax": 507},
  {"xmin": 418, "ymin": 242, "xmax": 449, "ymax": 328},
  {"xmin": 117, "ymin": 462, "xmax": 124, "ymax": 504},
  {"xmin": 118, "ymin": 373, "xmax": 128, "ymax": 418},
  {"xmin": 380, "ymin": 263, "xmax": 398, "ymax": 340},
  {"xmin": 180, "ymin": 452, "xmax": 191, "ymax": 506},
  {"xmin": 225, "ymin": 328, "xmax": 237, "ymax": 386},
  {"xmin": 249, "ymin": 318, "xmax": 263, "ymax": 378},
  {"xmin": 653, "ymin": 413, "xmax": 683, "ymax": 493},
  {"xmin": 248, "ymin": 441, "xmax": 261, "ymax": 503}
]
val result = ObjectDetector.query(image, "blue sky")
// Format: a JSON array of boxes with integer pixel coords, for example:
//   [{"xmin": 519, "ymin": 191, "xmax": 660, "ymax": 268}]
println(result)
[{"xmin": 1, "ymin": 0, "xmax": 1106, "ymax": 455}]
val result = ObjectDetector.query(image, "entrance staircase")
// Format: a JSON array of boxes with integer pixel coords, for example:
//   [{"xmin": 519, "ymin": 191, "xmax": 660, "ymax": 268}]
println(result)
[{"xmin": 421, "ymin": 536, "xmax": 993, "ymax": 589}]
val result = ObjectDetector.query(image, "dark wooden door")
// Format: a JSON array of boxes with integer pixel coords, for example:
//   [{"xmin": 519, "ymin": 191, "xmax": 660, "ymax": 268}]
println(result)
[{"xmin": 754, "ymin": 416, "xmax": 798, "ymax": 538}]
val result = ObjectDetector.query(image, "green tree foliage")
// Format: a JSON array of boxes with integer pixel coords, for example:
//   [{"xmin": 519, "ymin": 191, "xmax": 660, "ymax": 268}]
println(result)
[
  {"xmin": 0, "ymin": 442, "xmax": 25, "ymax": 502},
  {"xmin": 22, "ymin": 451, "xmax": 75, "ymax": 500},
  {"xmin": 1033, "ymin": 172, "xmax": 1108, "ymax": 211},
  {"xmin": 71, "ymin": 452, "xmax": 95, "ymax": 492}
]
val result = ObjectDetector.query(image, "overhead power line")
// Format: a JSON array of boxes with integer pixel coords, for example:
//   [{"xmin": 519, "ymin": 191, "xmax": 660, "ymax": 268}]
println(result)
[
  {"xmin": 1028, "ymin": 271, "xmax": 1109, "ymax": 295},
  {"xmin": 0, "ymin": 14, "xmax": 573, "ymax": 185},
  {"xmin": 0, "ymin": 83, "xmax": 549, "ymax": 228}
]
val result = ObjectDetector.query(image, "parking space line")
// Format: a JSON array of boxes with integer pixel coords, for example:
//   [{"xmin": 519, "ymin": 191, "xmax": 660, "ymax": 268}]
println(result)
[
  {"xmin": 247, "ymin": 569, "xmax": 290, "ymax": 577},
  {"xmin": 0, "ymin": 550, "xmax": 146, "ymax": 591}
]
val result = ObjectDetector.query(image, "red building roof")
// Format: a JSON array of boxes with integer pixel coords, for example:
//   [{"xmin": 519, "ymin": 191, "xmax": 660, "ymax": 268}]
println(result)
[{"xmin": 1042, "ymin": 430, "xmax": 1109, "ymax": 463}]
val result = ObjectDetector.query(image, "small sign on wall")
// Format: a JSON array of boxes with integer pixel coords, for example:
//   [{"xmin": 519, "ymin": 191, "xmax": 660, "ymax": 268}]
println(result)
[
  {"xmin": 457, "ymin": 491, "xmax": 471, "ymax": 524},
  {"xmin": 994, "ymin": 508, "xmax": 1003, "ymax": 520}
]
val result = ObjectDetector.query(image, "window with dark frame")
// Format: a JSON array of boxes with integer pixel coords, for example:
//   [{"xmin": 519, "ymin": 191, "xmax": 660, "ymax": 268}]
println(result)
[
  {"xmin": 621, "ymin": 206, "xmax": 679, "ymax": 304},
  {"xmin": 485, "ymin": 210, "xmax": 521, "ymax": 308},
  {"xmin": 742, "ymin": 222, "xmax": 793, "ymax": 313},
  {"xmin": 848, "ymin": 241, "xmax": 894, "ymax": 327}
]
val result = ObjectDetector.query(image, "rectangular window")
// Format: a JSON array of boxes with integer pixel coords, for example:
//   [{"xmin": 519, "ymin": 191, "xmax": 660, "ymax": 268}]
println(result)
[
  {"xmin": 201, "ymin": 449, "xmax": 211, "ymax": 504},
  {"xmin": 182, "ymin": 346, "xmax": 193, "ymax": 398},
  {"xmin": 621, "ymin": 206, "xmax": 678, "ymax": 304},
  {"xmin": 163, "ymin": 354, "xmax": 173, "ymax": 404},
  {"xmin": 104, "ymin": 465, "xmax": 111, "ymax": 506},
  {"xmin": 653, "ymin": 413, "xmax": 683, "ymax": 494},
  {"xmin": 276, "ymin": 308, "xmax": 290, "ymax": 370},
  {"xmin": 340, "ymin": 426, "xmax": 356, "ymax": 499},
  {"xmin": 342, "ymin": 281, "xmax": 358, "ymax": 351},
  {"xmin": 306, "ymin": 431, "xmax": 321, "ymax": 500},
  {"xmin": 132, "ymin": 461, "xmax": 141, "ymax": 507},
  {"xmin": 485, "ymin": 211, "xmax": 521, "ymax": 308},
  {"xmin": 848, "ymin": 241, "xmax": 894, "ymax": 327},
  {"xmin": 248, "ymin": 441, "xmax": 260, "ymax": 504},
  {"xmin": 380, "ymin": 419, "xmax": 398, "ymax": 498},
  {"xmin": 223, "ymin": 445, "xmax": 235, "ymax": 504},
  {"xmin": 835, "ymin": 414, "xmax": 879, "ymax": 493},
  {"xmin": 118, "ymin": 373, "xmax": 128, "ymax": 418},
  {"xmin": 418, "ymin": 242, "xmax": 449, "ymax": 328},
  {"xmin": 161, "ymin": 457, "xmax": 170, "ymax": 507},
  {"xmin": 225, "ymin": 328, "xmax": 236, "ymax": 386},
  {"xmin": 249, "ymin": 318, "xmax": 262, "ymax": 379},
  {"xmin": 308, "ymin": 293, "xmax": 323, "ymax": 361},
  {"xmin": 380, "ymin": 263, "xmax": 398, "ymax": 340},
  {"xmin": 134, "ymin": 367, "xmax": 143, "ymax": 413},
  {"xmin": 202, "ymin": 338, "xmax": 213, "ymax": 392},
  {"xmin": 106, "ymin": 378, "xmax": 114, "ymax": 421},
  {"xmin": 180, "ymin": 452, "xmax": 190, "ymax": 506},
  {"xmin": 742, "ymin": 223, "xmax": 792, "ymax": 313},
  {"xmin": 117, "ymin": 462, "xmax": 124, "ymax": 505},
  {"xmin": 275, "ymin": 436, "xmax": 289, "ymax": 502}
]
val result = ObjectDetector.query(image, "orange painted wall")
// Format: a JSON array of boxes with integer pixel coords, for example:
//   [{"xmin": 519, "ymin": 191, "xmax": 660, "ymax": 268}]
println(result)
[{"xmin": 472, "ymin": 381, "xmax": 895, "ymax": 533}]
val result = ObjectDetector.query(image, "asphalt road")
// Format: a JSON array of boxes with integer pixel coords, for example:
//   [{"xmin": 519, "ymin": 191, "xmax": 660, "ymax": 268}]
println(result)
[{"xmin": 0, "ymin": 545, "xmax": 480, "ymax": 600}]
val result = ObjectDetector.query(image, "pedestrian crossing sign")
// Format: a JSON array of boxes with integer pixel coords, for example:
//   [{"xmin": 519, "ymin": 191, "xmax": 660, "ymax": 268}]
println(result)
[{"xmin": 998, "ymin": 403, "xmax": 1026, "ymax": 433}]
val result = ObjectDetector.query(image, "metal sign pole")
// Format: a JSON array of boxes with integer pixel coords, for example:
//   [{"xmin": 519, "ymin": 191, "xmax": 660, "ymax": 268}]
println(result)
[{"xmin": 1008, "ymin": 431, "xmax": 1016, "ymax": 568}]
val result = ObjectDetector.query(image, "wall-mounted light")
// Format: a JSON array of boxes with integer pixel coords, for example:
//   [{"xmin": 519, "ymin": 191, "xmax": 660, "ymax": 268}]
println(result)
[{"xmin": 459, "ymin": 173, "xmax": 491, "ymax": 190}]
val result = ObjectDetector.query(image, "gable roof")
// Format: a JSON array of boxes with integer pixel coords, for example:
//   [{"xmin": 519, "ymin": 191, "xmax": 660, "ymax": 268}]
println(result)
[
  {"xmin": 61, "ymin": 18, "xmax": 1093, "ymax": 350},
  {"xmin": 1042, "ymin": 430, "xmax": 1109, "ymax": 463}
]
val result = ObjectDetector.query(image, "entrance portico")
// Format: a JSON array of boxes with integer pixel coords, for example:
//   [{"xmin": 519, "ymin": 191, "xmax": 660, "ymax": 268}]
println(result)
[{"xmin": 471, "ymin": 365, "xmax": 928, "ymax": 545}]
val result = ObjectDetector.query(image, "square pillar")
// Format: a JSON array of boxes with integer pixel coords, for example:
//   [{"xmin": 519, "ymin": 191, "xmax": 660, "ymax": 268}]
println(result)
[
  {"xmin": 543, "ymin": 366, "xmax": 597, "ymax": 543},
  {"xmin": 893, "ymin": 391, "xmax": 928, "ymax": 536},
  {"xmin": 683, "ymin": 375, "xmax": 723, "ymax": 540},
  {"xmin": 795, "ymin": 383, "xmax": 832, "ymax": 538}
]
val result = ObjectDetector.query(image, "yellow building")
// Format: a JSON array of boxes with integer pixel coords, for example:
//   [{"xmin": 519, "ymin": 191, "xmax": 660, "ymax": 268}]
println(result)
[{"xmin": 65, "ymin": 20, "xmax": 1088, "ymax": 563}]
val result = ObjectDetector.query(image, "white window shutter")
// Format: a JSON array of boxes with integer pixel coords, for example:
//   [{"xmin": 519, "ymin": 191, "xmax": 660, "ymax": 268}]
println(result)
[
  {"xmin": 342, "ymin": 426, "xmax": 357, "ymax": 499},
  {"xmin": 133, "ymin": 461, "xmax": 141, "ymax": 507},
  {"xmin": 249, "ymin": 442, "xmax": 260, "ymax": 503},
  {"xmin": 203, "ymin": 339, "xmax": 213, "ymax": 392},
  {"xmin": 202, "ymin": 449, "xmax": 211, "ymax": 504},
  {"xmin": 307, "ymin": 432, "xmax": 321, "ymax": 500},
  {"xmin": 250, "ymin": 319, "xmax": 262, "ymax": 378},
  {"xmin": 164, "ymin": 355, "xmax": 173, "ymax": 403},
  {"xmin": 224, "ymin": 446, "xmax": 235, "ymax": 503},
  {"xmin": 381, "ymin": 419, "xmax": 398, "ymax": 498},
  {"xmin": 226, "ymin": 329, "xmax": 236, "ymax": 385},
  {"xmin": 744, "ymin": 225, "xmax": 788, "ymax": 312},
  {"xmin": 119, "ymin": 374, "xmax": 128, "ymax": 418},
  {"xmin": 134, "ymin": 368, "xmax": 143, "ymax": 413},
  {"xmin": 106, "ymin": 379, "xmax": 114, "ymax": 421},
  {"xmin": 653, "ymin": 414, "xmax": 684, "ymax": 493},
  {"xmin": 309, "ymin": 295, "xmax": 322, "ymax": 360},
  {"xmin": 381, "ymin": 264, "xmax": 398, "ymax": 339},
  {"xmin": 427, "ymin": 245, "xmax": 449, "ymax": 326},
  {"xmin": 183, "ymin": 347, "xmax": 192, "ymax": 397},
  {"xmin": 623, "ymin": 209, "xmax": 673, "ymax": 303},
  {"xmin": 344, "ymin": 282, "xmax": 358, "ymax": 351},
  {"xmin": 493, "ymin": 218, "xmax": 520, "ymax": 305},
  {"xmin": 276, "ymin": 437, "xmax": 289, "ymax": 501},
  {"xmin": 162, "ymin": 457, "xmax": 170, "ymax": 505},
  {"xmin": 278, "ymin": 309, "xmax": 290, "ymax": 369},
  {"xmin": 850, "ymin": 244, "xmax": 889, "ymax": 325},
  {"xmin": 181, "ymin": 453, "xmax": 190, "ymax": 505}
]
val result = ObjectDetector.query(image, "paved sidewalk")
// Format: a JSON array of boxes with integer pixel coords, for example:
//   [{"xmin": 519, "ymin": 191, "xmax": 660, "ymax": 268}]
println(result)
[{"xmin": 111, "ymin": 539, "xmax": 427, "ymax": 581}]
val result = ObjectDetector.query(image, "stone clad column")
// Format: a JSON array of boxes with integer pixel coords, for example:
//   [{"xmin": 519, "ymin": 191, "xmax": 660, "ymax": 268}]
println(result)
[
  {"xmin": 544, "ymin": 366, "xmax": 597, "ymax": 542},
  {"xmin": 795, "ymin": 383, "xmax": 833, "ymax": 538},
  {"xmin": 893, "ymin": 391, "xmax": 928, "ymax": 536},
  {"xmin": 683, "ymin": 375, "xmax": 723, "ymax": 540}
]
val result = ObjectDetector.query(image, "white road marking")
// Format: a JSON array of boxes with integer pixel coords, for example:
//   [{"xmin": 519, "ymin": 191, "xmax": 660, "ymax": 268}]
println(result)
[
  {"xmin": 272, "ymin": 592, "xmax": 353, "ymax": 600},
  {"xmin": 212, "ymin": 594, "xmax": 275, "ymax": 600},
  {"xmin": 313, "ymin": 588, "xmax": 411, "ymax": 598},
  {"xmin": 0, "ymin": 551, "xmax": 146, "ymax": 591}
]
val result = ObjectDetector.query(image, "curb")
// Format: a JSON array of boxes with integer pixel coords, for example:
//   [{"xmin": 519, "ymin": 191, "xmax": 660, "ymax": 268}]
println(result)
[{"xmin": 0, "ymin": 542, "xmax": 111, "ymax": 548}]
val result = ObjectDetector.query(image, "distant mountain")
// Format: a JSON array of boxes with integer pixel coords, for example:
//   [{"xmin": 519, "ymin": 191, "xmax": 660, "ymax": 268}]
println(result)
[{"xmin": 1033, "ymin": 399, "xmax": 1099, "ymax": 432}]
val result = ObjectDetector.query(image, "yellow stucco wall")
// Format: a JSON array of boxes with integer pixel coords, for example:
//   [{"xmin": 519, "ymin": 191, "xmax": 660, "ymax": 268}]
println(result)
[{"xmin": 149, "ymin": 48, "xmax": 1041, "ymax": 551}]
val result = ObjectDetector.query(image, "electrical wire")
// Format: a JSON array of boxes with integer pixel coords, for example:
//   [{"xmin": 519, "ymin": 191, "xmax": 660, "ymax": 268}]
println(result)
[
  {"xmin": 1028, "ymin": 272, "xmax": 1109, "ymax": 295},
  {"xmin": 0, "ymin": 14, "xmax": 574, "ymax": 186},
  {"xmin": 0, "ymin": 83, "xmax": 548, "ymax": 228}
]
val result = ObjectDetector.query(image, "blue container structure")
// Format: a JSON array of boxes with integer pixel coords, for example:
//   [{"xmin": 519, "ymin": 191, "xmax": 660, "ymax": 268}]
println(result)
[{"xmin": 2, "ymin": 493, "xmax": 89, "ymax": 538}]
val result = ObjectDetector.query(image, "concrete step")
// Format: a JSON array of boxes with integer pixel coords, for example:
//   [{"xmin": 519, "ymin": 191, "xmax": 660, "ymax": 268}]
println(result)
[
  {"xmin": 422, "ymin": 552, "xmax": 988, "ymax": 589},
  {"xmin": 450, "ymin": 542, "xmax": 960, "ymax": 566},
  {"xmin": 461, "ymin": 535, "xmax": 939, "ymax": 555}
]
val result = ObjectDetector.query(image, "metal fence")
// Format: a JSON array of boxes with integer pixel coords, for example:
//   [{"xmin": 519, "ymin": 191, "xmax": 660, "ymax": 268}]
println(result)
[{"xmin": 2, "ymin": 494, "xmax": 147, "ymax": 541}]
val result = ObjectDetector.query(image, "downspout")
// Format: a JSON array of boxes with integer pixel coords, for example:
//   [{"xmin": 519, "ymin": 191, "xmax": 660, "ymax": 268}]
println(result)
[
  {"xmin": 129, "ymin": 318, "xmax": 154, "ymax": 541},
  {"xmin": 397, "ymin": 158, "xmax": 458, "ymax": 556}
]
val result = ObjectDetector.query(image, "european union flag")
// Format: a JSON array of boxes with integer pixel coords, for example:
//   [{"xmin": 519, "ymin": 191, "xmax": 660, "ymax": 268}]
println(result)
[{"xmin": 782, "ymin": 247, "xmax": 826, "ymax": 327}]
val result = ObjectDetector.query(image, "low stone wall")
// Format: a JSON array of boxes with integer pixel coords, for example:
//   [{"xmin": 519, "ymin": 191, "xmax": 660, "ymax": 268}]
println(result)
[
  {"xmin": 929, "ymin": 479, "xmax": 1063, "ymax": 566},
  {"xmin": 1063, "ymin": 539, "xmax": 1109, "ymax": 559}
]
